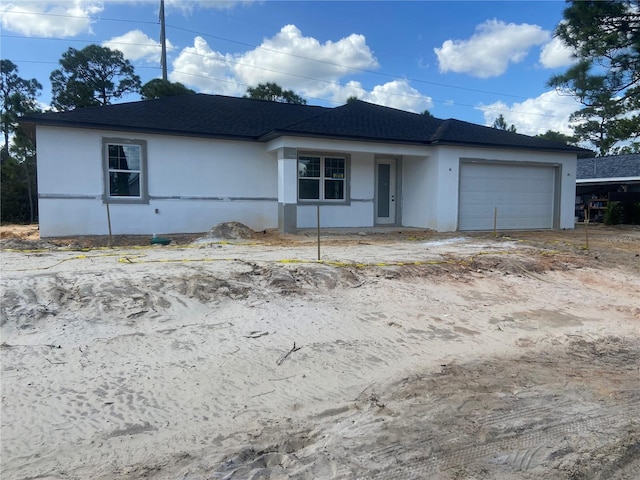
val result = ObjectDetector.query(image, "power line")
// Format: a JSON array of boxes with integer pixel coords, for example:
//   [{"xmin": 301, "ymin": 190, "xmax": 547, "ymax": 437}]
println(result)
[
  {"xmin": 0, "ymin": 8, "xmax": 524, "ymax": 101},
  {"xmin": 0, "ymin": 8, "xmax": 579, "ymax": 108},
  {"xmin": 167, "ymin": 23, "xmax": 577, "ymax": 107},
  {"xmin": 0, "ymin": 12, "xmax": 580, "ymax": 120},
  {"xmin": 0, "ymin": 9, "xmax": 159, "ymax": 26},
  {"xmin": 2, "ymin": 33, "xmax": 578, "ymax": 119},
  {"xmin": 8, "ymin": 53, "xmax": 575, "ymax": 119}
]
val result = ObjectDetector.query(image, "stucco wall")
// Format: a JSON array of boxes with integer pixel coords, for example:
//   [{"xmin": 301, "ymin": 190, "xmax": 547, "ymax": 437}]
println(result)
[
  {"xmin": 431, "ymin": 145, "xmax": 577, "ymax": 231},
  {"xmin": 430, "ymin": 147, "xmax": 464, "ymax": 232},
  {"xmin": 37, "ymin": 126, "xmax": 278, "ymax": 236},
  {"xmin": 401, "ymin": 154, "xmax": 434, "ymax": 229},
  {"xmin": 268, "ymin": 137, "xmax": 429, "ymax": 230},
  {"xmin": 36, "ymin": 126, "xmax": 577, "ymax": 236}
]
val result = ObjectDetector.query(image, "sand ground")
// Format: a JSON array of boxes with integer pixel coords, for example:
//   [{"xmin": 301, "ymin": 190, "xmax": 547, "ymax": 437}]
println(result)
[{"xmin": 1, "ymin": 224, "xmax": 639, "ymax": 479}]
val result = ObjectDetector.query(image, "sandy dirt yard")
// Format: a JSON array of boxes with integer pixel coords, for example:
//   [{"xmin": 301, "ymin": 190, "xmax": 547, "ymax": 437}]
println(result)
[{"xmin": 1, "ymin": 224, "xmax": 639, "ymax": 480}]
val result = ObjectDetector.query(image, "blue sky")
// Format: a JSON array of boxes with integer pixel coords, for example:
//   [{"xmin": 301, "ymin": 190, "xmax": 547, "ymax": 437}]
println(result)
[{"xmin": 1, "ymin": 1, "xmax": 583, "ymax": 135}]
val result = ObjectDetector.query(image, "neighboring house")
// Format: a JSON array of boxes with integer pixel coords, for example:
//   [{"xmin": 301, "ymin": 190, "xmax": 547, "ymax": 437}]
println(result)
[
  {"xmin": 21, "ymin": 94, "xmax": 587, "ymax": 237},
  {"xmin": 576, "ymin": 154, "xmax": 640, "ymax": 222},
  {"xmin": 576, "ymin": 154, "xmax": 640, "ymax": 194}
]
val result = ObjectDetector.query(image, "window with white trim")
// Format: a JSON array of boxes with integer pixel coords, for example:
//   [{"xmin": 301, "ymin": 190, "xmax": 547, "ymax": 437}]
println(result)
[
  {"xmin": 298, "ymin": 155, "xmax": 346, "ymax": 201},
  {"xmin": 103, "ymin": 138, "xmax": 148, "ymax": 203}
]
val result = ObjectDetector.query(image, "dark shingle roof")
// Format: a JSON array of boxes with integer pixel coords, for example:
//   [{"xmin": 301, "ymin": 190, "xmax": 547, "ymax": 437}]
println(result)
[
  {"xmin": 21, "ymin": 94, "xmax": 587, "ymax": 153},
  {"xmin": 22, "ymin": 94, "xmax": 327, "ymax": 139},
  {"xmin": 429, "ymin": 118, "xmax": 585, "ymax": 151},
  {"xmin": 577, "ymin": 154, "xmax": 640, "ymax": 180},
  {"xmin": 269, "ymin": 100, "xmax": 445, "ymax": 143}
]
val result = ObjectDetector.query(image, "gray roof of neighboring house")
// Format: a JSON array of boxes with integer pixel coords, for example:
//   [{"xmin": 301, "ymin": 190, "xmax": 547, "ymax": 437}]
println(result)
[
  {"xmin": 576, "ymin": 154, "xmax": 640, "ymax": 180},
  {"xmin": 21, "ymin": 93, "xmax": 588, "ymax": 154}
]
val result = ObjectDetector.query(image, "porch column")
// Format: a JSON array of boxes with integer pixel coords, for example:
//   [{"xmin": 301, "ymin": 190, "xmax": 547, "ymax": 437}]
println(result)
[{"xmin": 278, "ymin": 147, "xmax": 297, "ymax": 233}]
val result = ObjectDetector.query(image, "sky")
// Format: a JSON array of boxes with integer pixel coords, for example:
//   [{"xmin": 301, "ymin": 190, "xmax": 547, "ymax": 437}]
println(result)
[{"xmin": 0, "ymin": 0, "xmax": 584, "ymax": 136}]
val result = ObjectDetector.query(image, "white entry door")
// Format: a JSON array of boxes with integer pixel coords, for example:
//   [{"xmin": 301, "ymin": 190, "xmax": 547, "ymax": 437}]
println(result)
[{"xmin": 376, "ymin": 159, "xmax": 396, "ymax": 224}]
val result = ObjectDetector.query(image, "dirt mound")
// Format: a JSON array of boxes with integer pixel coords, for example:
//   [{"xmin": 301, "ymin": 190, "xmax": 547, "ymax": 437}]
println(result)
[
  {"xmin": 194, "ymin": 222, "xmax": 257, "ymax": 243},
  {"xmin": 0, "ymin": 238, "xmax": 58, "ymax": 251},
  {"xmin": 0, "ymin": 225, "xmax": 40, "ymax": 241}
]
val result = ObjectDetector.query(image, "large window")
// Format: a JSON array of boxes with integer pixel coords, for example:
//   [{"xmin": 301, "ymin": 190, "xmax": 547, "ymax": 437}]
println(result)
[
  {"xmin": 103, "ymin": 138, "xmax": 148, "ymax": 203},
  {"xmin": 298, "ymin": 155, "xmax": 346, "ymax": 201}
]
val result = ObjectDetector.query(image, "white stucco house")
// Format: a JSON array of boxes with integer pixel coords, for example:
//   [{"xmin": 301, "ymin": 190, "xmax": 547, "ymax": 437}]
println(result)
[{"xmin": 21, "ymin": 94, "xmax": 587, "ymax": 237}]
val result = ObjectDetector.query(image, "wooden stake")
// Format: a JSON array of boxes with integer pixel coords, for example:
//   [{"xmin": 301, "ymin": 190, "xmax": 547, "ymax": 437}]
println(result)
[
  {"xmin": 106, "ymin": 202, "xmax": 113, "ymax": 247},
  {"xmin": 585, "ymin": 216, "xmax": 589, "ymax": 250},
  {"xmin": 317, "ymin": 205, "xmax": 321, "ymax": 261},
  {"xmin": 493, "ymin": 206, "xmax": 498, "ymax": 237}
]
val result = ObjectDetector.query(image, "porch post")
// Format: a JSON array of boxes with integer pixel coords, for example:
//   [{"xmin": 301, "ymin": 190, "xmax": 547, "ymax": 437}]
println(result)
[{"xmin": 278, "ymin": 147, "xmax": 298, "ymax": 233}]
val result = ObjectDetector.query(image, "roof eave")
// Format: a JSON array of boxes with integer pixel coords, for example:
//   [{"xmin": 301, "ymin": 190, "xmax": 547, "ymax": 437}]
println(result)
[
  {"xmin": 429, "ymin": 139, "xmax": 587, "ymax": 154},
  {"xmin": 23, "ymin": 120, "xmax": 261, "ymax": 142},
  {"xmin": 577, "ymin": 177, "xmax": 640, "ymax": 184},
  {"xmin": 258, "ymin": 129, "xmax": 430, "ymax": 146}
]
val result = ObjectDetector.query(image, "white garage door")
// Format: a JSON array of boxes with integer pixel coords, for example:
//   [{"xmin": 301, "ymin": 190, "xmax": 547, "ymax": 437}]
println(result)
[{"xmin": 459, "ymin": 162, "xmax": 556, "ymax": 231}]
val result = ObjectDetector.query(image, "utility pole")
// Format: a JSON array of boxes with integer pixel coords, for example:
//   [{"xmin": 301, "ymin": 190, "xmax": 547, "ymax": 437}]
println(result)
[{"xmin": 159, "ymin": 0, "xmax": 167, "ymax": 81}]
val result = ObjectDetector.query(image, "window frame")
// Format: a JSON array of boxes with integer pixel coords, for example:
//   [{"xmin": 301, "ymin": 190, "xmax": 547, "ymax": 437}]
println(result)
[
  {"xmin": 102, "ymin": 138, "xmax": 149, "ymax": 204},
  {"xmin": 297, "ymin": 152, "xmax": 350, "ymax": 204}
]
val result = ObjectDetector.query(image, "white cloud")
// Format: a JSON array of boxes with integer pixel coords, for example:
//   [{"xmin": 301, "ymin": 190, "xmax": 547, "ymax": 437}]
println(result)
[
  {"xmin": 307, "ymin": 79, "xmax": 432, "ymax": 112},
  {"xmin": 164, "ymin": 0, "xmax": 257, "ymax": 13},
  {"xmin": 171, "ymin": 25, "xmax": 379, "ymax": 97},
  {"xmin": 434, "ymin": 19, "xmax": 550, "ymax": 78},
  {"xmin": 232, "ymin": 25, "xmax": 379, "ymax": 93},
  {"xmin": 539, "ymin": 36, "xmax": 576, "ymax": 69},
  {"xmin": 103, "ymin": 30, "xmax": 173, "ymax": 63},
  {"xmin": 170, "ymin": 36, "xmax": 243, "ymax": 96},
  {"xmin": 0, "ymin": 1, "xmax": 103, "ymax": 37},
  {"xmin": 0, "ymin": 0, "xmax": 253, "ymax": 39},
  {"xmin": 321, "ymin": 80, "xmax": 365, "ymax": 102},
  {"xmin": 170, "ymin": 26, "xmax": 431, "ymax": 112},
  {"xmin": 360, "ymin": 80, "xmax": 433, "ymax": 113},
  {"xmin": 477, "ymin": 90, "xmax": 582, "ymax": 136}
]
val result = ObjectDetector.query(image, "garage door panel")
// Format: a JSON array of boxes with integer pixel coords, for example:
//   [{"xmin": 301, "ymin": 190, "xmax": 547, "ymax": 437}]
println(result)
[{"xmin": 459, "ymin": 163, "xmax": 555, "ymax": 231}]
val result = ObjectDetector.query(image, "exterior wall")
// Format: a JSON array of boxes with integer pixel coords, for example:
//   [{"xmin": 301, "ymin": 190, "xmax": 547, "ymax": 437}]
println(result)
[
  {"xmin": 37, "ymin": 126, "xmax": 577, "ymax": 236},
  {"xmin": 277, "ymin": 147, "xmax": 298, "ymax": 232},
  {"xmin": 267, "ymin": 136, "xmax": 428, "ymax": 230},
  {"xmin": 402, "ymin": 154, "xmax": 438, "ymax": 229},
  {"xmin": 36, "ymin": 126, "xmax": 278, "ymax": 236},
  {"xmin": 427, "ymin": 147, "xmax": 465, "ymax": 232},
  {"xmin": 429, "ymin": 145, "xmax": 577, "ymax": 232}
]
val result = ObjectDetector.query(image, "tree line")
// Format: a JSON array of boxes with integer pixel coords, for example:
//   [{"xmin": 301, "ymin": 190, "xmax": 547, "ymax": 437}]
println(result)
[
  {"xmin": 1, "ymin": 0, "xmax": 638, "ymax": 223},
  {"xmin": 493, "ymin": 0, "xmax": 639, "ymax": 155}
]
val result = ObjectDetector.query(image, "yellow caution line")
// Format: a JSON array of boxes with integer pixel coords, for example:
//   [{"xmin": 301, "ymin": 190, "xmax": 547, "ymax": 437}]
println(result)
[
  {"xmin": 118, "ymin": 256, "xmax": 235, "ymax": 264},
  {"xmin": 116, "ymin": 256, "xmax": 458, "ymax": 268},
  {"xmin": 0, "ymin": 240, "xmax": 259, "ymax": 254},
  {"xmin": 4, "ymin": 253, "xmax": 148, "ymax": 272},
  {"xmin": 117, "ymin": 253, "xmax": 539, "ymax": 268},
  {"xmin": 5, "ymin": 247, "xmax": 562, "ymax": 272}
]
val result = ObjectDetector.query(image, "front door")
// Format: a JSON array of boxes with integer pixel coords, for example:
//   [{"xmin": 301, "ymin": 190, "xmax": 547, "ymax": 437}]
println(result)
[{"xmin": 375, "ymin": 159, "xmax": 396, "ymax": 224}]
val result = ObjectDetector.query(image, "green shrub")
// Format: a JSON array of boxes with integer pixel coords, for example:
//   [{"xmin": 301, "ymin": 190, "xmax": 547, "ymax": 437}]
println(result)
[
  {"xmin": 630, "ymin": 201, "xmax": 640, "ymax": 225},
  {"xmin": 604, "ymin": 201, "xmax": 623, "ymax": 225}
]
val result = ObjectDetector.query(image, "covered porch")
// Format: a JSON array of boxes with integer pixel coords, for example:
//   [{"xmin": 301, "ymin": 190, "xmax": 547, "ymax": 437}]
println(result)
[{"xmin": 267, "ymin": 136, "xmax": 443, "ymax": 233}]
